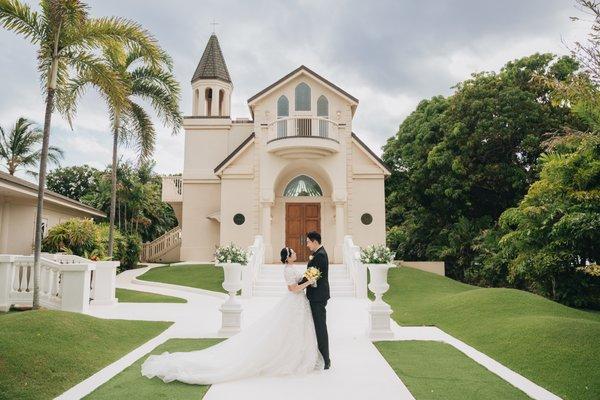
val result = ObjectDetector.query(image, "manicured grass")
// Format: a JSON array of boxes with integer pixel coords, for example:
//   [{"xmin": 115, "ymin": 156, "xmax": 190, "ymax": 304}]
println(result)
[
  {"xmin": 116, "ymin": 288, "xmax": 187, "ymax": 303},
  {"xmin": 86, "ymin": 338, "xmax": 223, "ymax": 400},
  {"xmin": 375, "ymin": 341, "xmax": 529, "ymax": 399},
  {"xmin": 0, "ymin": 310, "xmax": 171, "ymax": 400},
  {"xmin": 137, "ymin": 264, "xmax": 225, "ymax": 293},
  {"xmin": 384, "ymin": 267, "xmax": 600, "ymax": 400}
]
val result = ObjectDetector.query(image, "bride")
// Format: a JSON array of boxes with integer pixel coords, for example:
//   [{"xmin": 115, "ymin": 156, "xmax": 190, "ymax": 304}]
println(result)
[{"xmin": 141, "ymin": 247, "xmax": 324, "ymax": 385}]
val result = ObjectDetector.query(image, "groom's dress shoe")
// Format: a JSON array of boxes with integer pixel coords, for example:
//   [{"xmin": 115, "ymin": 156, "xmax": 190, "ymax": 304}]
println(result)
[{"xmin": 324, "ymin": 362, "xmax": 331, "ymax": 370}]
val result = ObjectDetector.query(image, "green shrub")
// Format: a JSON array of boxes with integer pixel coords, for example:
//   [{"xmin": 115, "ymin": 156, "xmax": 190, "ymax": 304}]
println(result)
[
  {"xmin": 117, "ymin": 233, "xmax": 141, "ymax": 271},
  {"xmin": 43, "ymin": 219, "xmax": 104, "ymax": 257},
  {"xmin": 42, "ymin": 218, "xmax": 141, "ymax": 270}
]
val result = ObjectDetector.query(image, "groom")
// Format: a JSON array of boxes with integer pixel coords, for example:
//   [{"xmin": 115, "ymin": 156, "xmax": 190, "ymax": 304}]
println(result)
[{"xmin": 301, "ymin": 231, "xmax": 331, "ymax": 369}]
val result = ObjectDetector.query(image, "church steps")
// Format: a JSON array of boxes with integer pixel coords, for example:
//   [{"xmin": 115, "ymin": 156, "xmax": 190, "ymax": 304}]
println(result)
[{"xmin": 252, "ymin": 264, "xmax": 356, "ymax": 297}]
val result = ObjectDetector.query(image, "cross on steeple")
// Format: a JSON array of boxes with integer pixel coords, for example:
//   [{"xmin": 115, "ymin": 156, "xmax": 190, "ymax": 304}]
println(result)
[{"xmin": 210, "ymin": 18, "xmax": 219, "ymax": 34}]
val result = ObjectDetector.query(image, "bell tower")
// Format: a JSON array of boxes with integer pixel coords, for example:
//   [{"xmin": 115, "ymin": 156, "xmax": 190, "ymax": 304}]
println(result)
[{"xmin": 191, "ymin": 34, "xmax": 232, "ymax": 117}]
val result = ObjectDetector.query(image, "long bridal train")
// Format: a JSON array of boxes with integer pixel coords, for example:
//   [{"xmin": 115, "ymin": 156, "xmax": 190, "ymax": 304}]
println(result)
[{"xmin": 141, "ymin": 265, "xmax": 324, "ymax": 384}]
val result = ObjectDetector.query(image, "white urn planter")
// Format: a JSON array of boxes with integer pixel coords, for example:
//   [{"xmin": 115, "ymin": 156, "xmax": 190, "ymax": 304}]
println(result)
[
  {"xmin": 366, "ymin": 263, "xmax": 395, "ymax": 340},
  {"xmin": 218, "ymin": 262, "xmax": 243, "ymax": 337}
]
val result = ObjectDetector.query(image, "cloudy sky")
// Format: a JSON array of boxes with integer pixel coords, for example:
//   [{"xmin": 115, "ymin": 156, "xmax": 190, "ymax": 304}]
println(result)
[{"xmin": 0, "ymin": 0, "xmax": 591, "ymax": 180}]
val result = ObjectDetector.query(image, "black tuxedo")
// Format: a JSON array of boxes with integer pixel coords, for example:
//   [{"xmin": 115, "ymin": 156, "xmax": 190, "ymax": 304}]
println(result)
[{"xmin": 300, "ymin": 246, "xmax": 330, "ymax": 366}]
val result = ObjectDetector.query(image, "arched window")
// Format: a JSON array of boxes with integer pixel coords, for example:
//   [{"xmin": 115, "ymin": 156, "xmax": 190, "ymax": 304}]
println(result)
[
  {"xmin": 284, "ymin": 175, "xmax": 323, "ymax": 197},
  {"xmin": 277, "ymin": 95, "xmax": 289, "ymax": 138},
  {"xmin": 277, "ymin": 95, "xmax": 289, "ymax": 117},
  {"xmin": 317, "ymin": 95, "xmax": 329, "ymax": 137},
  {"xmin": 317, "ymin": 95, "xmax": 328, "ymax": 117},
  {"xmin": 205, "ymin": 88, "xmax": 213, "ymax": 116},
  {"xmin": 295, "ymin": 83, "xmax": 311, "ymax": 111}
]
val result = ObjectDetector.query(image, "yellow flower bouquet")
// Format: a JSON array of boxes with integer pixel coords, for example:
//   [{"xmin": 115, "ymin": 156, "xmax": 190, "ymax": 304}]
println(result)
[{"xmin": 304, "ymin": 266, "xmax": 322, "ymax": 288}]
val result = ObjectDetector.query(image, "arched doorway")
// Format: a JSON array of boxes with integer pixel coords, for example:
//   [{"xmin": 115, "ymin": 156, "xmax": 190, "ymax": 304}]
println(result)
[{"xmin": 283, "ymin": 175, "xmax": 322, "ymax": 262}]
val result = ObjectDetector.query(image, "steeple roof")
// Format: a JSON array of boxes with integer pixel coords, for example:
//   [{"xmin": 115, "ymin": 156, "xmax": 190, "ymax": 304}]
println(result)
[{"xmin": 191, "ymin": 34, "xmax": 231, "ymax": 84}]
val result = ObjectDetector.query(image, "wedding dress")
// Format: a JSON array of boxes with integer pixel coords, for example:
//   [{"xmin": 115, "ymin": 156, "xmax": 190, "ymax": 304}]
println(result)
[{"xmin": 141, "ymin": 265, "xmax": 324, "ymax": 385}]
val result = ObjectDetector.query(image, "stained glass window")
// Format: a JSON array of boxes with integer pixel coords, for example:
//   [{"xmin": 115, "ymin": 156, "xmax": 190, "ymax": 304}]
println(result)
[{"xmin": 284, "ymin": 175, "xmax": 323, "ymax": 197}]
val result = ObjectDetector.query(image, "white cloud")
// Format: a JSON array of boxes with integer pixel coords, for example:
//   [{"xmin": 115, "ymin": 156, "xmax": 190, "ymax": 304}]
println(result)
[{"xmin": 0, "ymin": 0, "xmax": 591, "ymax": 172}]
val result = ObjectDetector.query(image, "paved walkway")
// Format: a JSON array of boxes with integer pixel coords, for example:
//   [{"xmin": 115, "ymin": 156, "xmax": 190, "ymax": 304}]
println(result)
[{"xmin": 58, "ymin": 266, "xmax": 561, "ymax": 400}]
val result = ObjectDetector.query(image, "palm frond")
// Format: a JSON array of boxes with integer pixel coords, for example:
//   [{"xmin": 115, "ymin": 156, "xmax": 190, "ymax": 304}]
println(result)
[
  {"xmin": 122, "ymin": 101, "xmax": 155, "ymax": 161},
  {"xmin": 67, "ymin": 16, "xmax": 163, "ymax": 67},
  {"xmin": 130, "ymin": 78, "xmax": 182, "ymax": 133},
  {"xmin": 0, "ymin": 0, "xmax": 43, "ymax": 43}
]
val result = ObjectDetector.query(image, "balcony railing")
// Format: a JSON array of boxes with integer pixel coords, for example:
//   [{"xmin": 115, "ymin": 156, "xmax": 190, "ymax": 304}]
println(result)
[
  {"xmin": 162, "ymin": 176, "xmax": 182, "ymax": 202},
  {"xmin": 268, "ymin": 116, "xmax": 338, "ymax": 143}
]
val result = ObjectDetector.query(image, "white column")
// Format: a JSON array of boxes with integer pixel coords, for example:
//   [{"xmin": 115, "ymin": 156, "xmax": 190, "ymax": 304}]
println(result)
[
  {"xmin": 212, "ymin": 86, "xmax": 220, "ymax": 116},
  {"xmin": 0, "ymin": 201, "xmax": 10, "ymax": 253},
  {"xmin": 0, "ymin": 255, "xmax": 16, "ymax": 312},
  {"xmin": 59, "ymin": 263, "xmax": 93, "ymax": 313},
  {"xmin": 261, "ymin": 201, "xmax": 273, "ymax": 263},
  {"xmin": 90, "ymin": 261, "xmax": 119, "ymax": 306}
]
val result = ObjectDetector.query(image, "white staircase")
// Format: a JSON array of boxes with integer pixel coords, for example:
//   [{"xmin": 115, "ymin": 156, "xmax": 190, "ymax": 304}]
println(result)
[
  {"xmin": 252, "ymin": 264, "xmax": 356, "ymax": 297},
  {"xmin": 140, "ymin": 226, "xmax": 181, "ymax": 263}
]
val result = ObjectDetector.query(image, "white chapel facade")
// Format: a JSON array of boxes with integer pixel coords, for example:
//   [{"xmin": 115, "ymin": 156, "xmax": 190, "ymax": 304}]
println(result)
[{"xmin": 162, "ymin": 34, "xmax": 390, "ymax": 264}]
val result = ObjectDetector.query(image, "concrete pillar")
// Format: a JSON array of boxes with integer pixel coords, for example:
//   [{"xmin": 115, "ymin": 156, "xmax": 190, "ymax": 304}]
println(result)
[
  {"xmin": 0, "ymin": 255, "xmax": 16, "ymax": 312},
  {"xmin": 90, "ymin": 261, "xmax": 119, "ymax": 306},
  {"xmin": 59, "ymin": 263, "xmax": 93, "ymax": 313}
]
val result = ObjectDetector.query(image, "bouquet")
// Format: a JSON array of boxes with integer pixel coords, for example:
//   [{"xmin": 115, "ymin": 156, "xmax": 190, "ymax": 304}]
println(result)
[
  {"xmin": 214, "ymin": 243, "xmax": 249, "ymax": 265},
  {"xmin": 304, "ymin": 267, "xmax": 322, "ymax": 288}
]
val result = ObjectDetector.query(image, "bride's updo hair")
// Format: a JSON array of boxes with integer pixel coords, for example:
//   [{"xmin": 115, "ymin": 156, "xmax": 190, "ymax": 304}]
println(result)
[{"xmin": 280, "ymin": 247, "xmax": 291, "ymax": 264}]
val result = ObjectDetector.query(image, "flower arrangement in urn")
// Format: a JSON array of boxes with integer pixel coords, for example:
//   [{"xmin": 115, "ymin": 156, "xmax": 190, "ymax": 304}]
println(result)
[
  {"xmin": 214, "ymin": 243, "xmax": 249, "ymax": 265},
  {"xmin": 359, "ymin": 244, "xmax": 395, "ymax": 265}
]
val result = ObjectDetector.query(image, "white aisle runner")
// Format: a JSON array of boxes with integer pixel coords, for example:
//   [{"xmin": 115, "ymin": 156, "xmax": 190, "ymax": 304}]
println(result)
[{"xmin": 204, "ymin": 298, "xmax": 415, "ymax": 400}]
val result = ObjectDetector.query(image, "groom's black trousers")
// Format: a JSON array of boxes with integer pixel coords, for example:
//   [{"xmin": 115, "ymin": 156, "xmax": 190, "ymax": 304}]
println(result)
[{"xmin": 309, "ymin": 300, "xmax": 329, "ymax": 364}]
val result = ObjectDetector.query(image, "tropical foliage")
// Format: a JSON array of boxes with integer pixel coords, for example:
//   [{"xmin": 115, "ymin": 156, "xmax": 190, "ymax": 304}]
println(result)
[
  {"xmin": 0, "ymin": 117, "xmax": 63, "ymax": 176},
  {"xmin": 42, "ymin": 218, "xmax": 141, "ymax": 270},
  {"xmin": 0, "ymin": 0, "xmax": 163, "ymax": 308},
  {"xmin": 59, "ymin": 35, "xmax": 182, "ymax": 258},
  {"xmin": 46, "ymin": 162, "xmax": 177, "ymax": 243},
  {"xmin": 383, "ymin": 3, "xmax": 600, "ymax": 307},
  {"xmin": 383, "ymin": 53, "xmax": 586, "ymax": 280},
  {"xmin": 470, "ymin": 134, "xmax": 600, "ymax": 307},
  {"xmin": 45, "ymin": 164, "xmax": 100, "ymax": 200}
]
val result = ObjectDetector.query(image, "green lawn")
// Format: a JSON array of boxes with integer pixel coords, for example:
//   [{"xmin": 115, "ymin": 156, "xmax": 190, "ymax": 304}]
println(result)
[
  {"xmin": 375, "ymin": 341, "xmax": 529, "ymax": 399},
  {"xmin": 0, "ymin": 310, "xmax": 171, "ymax": 400},
  {"xmin": 137, "ymin": 264, "xmax": 225, "ymax": 293},
  {"xmin": 86, "ymin": 338, "xmax": 223, "ymax": 400},
  {"xmin": 116, "ymin": 288, "xmax": 187, "ymax": 303},
  {"xmin": 383, "ymin": 267, "xmax": 600, "ymax": 400}
]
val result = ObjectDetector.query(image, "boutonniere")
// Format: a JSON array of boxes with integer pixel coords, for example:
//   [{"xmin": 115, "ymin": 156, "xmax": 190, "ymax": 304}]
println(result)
[{"xmin": 309, "ymin": 255, "xmax": 314, "ymax": 261}]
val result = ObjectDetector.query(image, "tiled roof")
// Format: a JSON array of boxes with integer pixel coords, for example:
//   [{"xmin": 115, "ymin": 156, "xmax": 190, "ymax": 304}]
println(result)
[{"xmin": 191, "ymin": 34, "xmax": 231, "ymax": 84}]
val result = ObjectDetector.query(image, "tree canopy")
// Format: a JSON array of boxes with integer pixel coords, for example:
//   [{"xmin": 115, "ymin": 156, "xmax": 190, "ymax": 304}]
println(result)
[{"xmin": 383, "ymin": 53, "xmax": 589, "ymax": 280}]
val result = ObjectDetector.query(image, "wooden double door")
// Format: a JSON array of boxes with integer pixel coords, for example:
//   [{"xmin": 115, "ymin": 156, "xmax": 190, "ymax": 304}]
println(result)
[{"xmin": 285, "ymin": 203, "xmax": 321, "ymax": 262}]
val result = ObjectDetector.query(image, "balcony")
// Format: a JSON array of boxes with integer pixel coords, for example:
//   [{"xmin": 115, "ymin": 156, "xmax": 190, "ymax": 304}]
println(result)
[
  {"xmin": 162, "ymin": 176, "xmax": 182, "ymax": 202},
  {"xmin": 266, "ymin": 116, "xmax": 340, "ymax": 159}
]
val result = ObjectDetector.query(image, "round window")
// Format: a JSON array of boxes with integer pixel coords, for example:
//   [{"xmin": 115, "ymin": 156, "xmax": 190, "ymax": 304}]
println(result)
[
  {"xmin": 233, "ymin": 213, "xmax": 245, "ymax": 225},
  {"xmin": 361, "ymin": 213, "xmax": 373, "ymax": 225}
]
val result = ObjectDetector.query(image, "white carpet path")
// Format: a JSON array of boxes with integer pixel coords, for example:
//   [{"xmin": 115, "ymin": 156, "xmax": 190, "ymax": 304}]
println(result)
[{"xmin": 57, "ymin": 266, "xmax": 561, "ymax": 400}]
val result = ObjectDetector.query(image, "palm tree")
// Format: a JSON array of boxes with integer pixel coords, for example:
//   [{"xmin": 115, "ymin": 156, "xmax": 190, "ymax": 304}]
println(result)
[
  {"xmin": 0, "ymin": 0, "xmax": 163, "ymax": 309},
  {"xmin": 63, "ymin": 44, "xmax": 182, "ymax": 256},
  {"xmin": 0, "ymin": 117, "xmax": 64, "ymax": 176}
]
